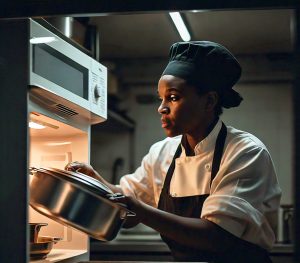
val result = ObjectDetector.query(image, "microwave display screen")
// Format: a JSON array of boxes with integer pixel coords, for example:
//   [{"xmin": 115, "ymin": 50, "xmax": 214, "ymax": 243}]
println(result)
[{"xmin": 33, "ymin": 44, "xmax": 88, "ymax": 99}]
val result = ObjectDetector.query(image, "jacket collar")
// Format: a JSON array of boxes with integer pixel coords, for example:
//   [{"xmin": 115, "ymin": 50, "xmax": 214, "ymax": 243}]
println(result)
[{"xmin": 181, "ymin": 119, "xmax": 223, "ymax": 156}]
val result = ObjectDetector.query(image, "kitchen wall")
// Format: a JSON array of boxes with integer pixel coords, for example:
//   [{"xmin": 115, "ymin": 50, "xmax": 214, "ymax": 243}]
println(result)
[
  {"xmin": 223, "ymin": 82, "xmax": 293, "ymax": 204},
  {"xmin": 91, "ymin": 130, "xmax": 132, "ymax": 184}
]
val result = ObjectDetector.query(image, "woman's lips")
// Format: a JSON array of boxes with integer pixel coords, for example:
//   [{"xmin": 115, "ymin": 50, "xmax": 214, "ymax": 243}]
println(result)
[
  {"xmin": 161, "ymin": 122, "xmax": 168, "ymax": 128},
  {"xmin": 161, "ymin": 118, "xmax": 170, "ymax": 128}
]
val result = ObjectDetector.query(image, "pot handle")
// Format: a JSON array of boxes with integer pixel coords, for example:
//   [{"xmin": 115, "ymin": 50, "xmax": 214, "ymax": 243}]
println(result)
[
  {"xmin": 53, "ymin": 237, "xmax": 63, "ymax": 244},
  {"xmin": 29, "ymin": 167, "xmax": 36, "ymax": 176},
  {"xmin": 117, "ymin": 203, "xmax": 136, "ymax": 217},
  {"xmin": 29, "ymin": 223, "xmax": 48, "ymax": 243},
  {"xmin": 107, "ymin": 194, "xmax": 136, "ymax": 217}
]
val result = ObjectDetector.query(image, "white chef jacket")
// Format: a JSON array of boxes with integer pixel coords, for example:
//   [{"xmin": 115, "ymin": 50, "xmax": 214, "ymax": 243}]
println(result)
[{"xmin": 119, "ymin": 120, "xmax": 282, "ymax": 250}]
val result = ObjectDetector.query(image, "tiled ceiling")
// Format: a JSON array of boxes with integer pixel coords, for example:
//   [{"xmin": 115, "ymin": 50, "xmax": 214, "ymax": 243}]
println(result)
[{"xmin": 89, "ymin": 9, "xmax": 293, "ymax": 60}]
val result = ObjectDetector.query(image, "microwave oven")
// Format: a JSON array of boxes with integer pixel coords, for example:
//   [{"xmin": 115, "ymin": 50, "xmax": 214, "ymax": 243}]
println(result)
[{"xmin": 29, "ymin": 19, "xmax": 107, "ymax": 125}]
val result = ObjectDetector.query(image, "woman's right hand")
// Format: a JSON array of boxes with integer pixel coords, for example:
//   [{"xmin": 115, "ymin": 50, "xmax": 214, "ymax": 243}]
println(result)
[
  {"xmin": 65, "ymin": 161, "xmax": 101, "ymax": 181},
  {"xmin": 65, "ymin": 161, "xmax": 124, "ymax": 195}
]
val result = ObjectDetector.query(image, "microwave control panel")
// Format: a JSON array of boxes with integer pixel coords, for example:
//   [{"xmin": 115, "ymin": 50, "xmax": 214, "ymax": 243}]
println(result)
[{"xmin": 90, "ymin": 60, "xmax": 107, "ymax": 120}]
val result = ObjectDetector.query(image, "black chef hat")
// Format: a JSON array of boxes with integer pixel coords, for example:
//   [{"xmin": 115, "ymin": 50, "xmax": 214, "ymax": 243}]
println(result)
[{"xmin": 162, "ymin": 41, "xmax": 243, "ymax": 108}]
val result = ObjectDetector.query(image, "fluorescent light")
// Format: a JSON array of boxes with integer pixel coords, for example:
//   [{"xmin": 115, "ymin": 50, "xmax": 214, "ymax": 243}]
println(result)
[
  {"xmin": 191, "ymin": 10, "xmax": 207, "ymax": 13},
  {"xmin": 169, "ymin": 12, "xmax": 191, "ymax": 41},
  {"xmin": 64, "ymin": 17, "xmax": 72, "ymax": 38},
  {"xmin": 30, "ymin": 37, "xmax": 57, "ymax": 44},
  {"xmin": 29, "ymin": 121, "xmax": 46, "ymax": 129}
]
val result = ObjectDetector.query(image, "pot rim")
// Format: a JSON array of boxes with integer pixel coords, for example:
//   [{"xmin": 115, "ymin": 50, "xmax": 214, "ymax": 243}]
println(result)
[{"xmin": 33, "ymin": 167, "xmax": 113, "ymax": 197}]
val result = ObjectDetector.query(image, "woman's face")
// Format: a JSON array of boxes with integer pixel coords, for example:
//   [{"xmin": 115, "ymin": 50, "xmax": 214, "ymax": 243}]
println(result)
[{"xmin": 157, "ymin": 75, "xmax": 213, "ymax": 138}]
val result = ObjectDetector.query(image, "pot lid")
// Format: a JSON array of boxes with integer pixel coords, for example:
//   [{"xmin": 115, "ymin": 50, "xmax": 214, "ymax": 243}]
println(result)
[{"xmin": 37, "ymin": 167, "xmax": 113, "ymax": 197}]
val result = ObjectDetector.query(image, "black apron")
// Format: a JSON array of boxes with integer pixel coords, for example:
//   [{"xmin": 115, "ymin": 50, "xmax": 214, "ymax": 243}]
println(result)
[{"xmin": 158, "ymin": 123, "xmax": 272, "ymax": 263}]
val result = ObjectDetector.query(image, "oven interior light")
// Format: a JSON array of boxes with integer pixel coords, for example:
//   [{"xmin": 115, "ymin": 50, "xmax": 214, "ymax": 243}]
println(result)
[
  {"xmin": 29, "ymin": 117, "xmax": 59, "ymax": 130},
  {"xmin": 30, "ymin": 37, "xmax": 57, "ymax": 44},
  {"xmin": 46, "ymin": 142, "xmax": 72, "ymax": 146},
  {"xmin": 29, "ymin": 121, "xmax": 46, "ymax": 129}
]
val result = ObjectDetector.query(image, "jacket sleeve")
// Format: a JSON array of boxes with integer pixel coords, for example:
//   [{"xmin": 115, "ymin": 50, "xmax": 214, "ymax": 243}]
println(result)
[
  {"xmin": 201, "ymin": 142, "xmax": 281, "ymax": 250},
  {"xmin": 119, "ymin": 139, "xmax": 173, "ymax": 207}
]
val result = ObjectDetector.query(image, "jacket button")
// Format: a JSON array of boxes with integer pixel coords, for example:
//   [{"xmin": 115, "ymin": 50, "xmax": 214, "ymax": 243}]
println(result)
[{"xmin": 205, "ymin": 163, "xmax": 211, "ymax": 171}]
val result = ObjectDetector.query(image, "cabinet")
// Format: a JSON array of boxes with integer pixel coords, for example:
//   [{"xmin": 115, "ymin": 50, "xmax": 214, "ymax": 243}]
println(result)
[
  {"xmin": 271, "ymin": 244, "xmax": 294, "ymax": 263},
  {"xmin": 90, "ymin": 239, "xmax": 294, "ymax": 262}
]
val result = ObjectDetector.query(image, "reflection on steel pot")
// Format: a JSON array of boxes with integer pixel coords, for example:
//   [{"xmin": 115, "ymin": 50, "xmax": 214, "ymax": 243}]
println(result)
[{"xmin": 29, "ymin": 167, "xmax": 135, "ymax": 241}]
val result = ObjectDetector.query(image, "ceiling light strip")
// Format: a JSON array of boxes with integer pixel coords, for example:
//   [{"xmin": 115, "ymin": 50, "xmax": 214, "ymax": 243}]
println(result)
[{"xmin": 169, "ymin": 12, "xmax": 191, "ymax": 42}]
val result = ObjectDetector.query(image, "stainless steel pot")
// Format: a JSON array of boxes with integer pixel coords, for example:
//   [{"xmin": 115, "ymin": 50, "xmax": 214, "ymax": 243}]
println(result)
[
  {"xmin": 29, "ymin": 167, "xmax": 135, "ymax": 241},
  {"xmin": 30, "ymin": 236, "xmax": 62, "ymax": 259}
]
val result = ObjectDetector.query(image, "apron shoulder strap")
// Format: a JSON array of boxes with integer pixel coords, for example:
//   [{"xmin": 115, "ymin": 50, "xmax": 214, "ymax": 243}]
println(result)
[
  {"xmin": 210, "ymin": 122, "xmax": 227, "ymax": 185},
  {"xmin": 162, "ymin": 142, "xmax": 182, "ymax": 191}
]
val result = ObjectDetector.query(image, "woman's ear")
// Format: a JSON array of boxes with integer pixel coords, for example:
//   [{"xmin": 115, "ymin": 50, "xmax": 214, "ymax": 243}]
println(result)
[{"xmin": 205, "ymin": 91, "xmax": 219, "ymax": 112}]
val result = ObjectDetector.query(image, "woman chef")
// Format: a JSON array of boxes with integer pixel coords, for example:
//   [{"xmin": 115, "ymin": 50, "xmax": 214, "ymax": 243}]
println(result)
[{"xmin": 66, "ymin": 41, "xmax": 281, "ymax": 262}]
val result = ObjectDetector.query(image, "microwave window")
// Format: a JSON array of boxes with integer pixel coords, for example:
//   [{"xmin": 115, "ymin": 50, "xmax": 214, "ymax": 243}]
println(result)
[{"xmin": 33, "ymin": 44, "xmax": 88, "ymax": 99}]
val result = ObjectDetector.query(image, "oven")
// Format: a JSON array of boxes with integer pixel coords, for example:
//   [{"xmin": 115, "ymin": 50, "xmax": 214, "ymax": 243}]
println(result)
[
  {"xmin": 28, "ymin": 19, "xmax": 107, "ymax": 262},
  {"xmin": 0, "ymin": 18, "xmax": 107, "ymax": 263}
]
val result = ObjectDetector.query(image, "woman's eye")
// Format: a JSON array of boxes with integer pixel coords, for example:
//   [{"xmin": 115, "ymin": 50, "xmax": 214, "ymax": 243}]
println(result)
[{"xmin": 169, "ymin": 94, "xmax": 179, "ymax": 101}]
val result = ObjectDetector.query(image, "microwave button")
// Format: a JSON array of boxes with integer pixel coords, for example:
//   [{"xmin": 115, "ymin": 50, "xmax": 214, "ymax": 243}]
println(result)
[{"xmin": 94, "ymin": 85, "xmax": 101, "ymax": 99}]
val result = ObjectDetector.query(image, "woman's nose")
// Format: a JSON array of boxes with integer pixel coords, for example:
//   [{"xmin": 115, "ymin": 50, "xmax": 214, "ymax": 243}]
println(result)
[{"xmin": 158, "ymin": 104, "xmax": 170, "ymax": 114}]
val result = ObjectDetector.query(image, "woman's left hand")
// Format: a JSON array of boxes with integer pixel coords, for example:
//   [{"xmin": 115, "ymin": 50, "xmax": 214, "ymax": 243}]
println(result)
[
  {"xmin": 107, "ymin": 193, "xmax": 141, "ymax": 214},
  {"xmin": 107, "ymin": 193, "xmax": 142, "ymax": 228}
]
